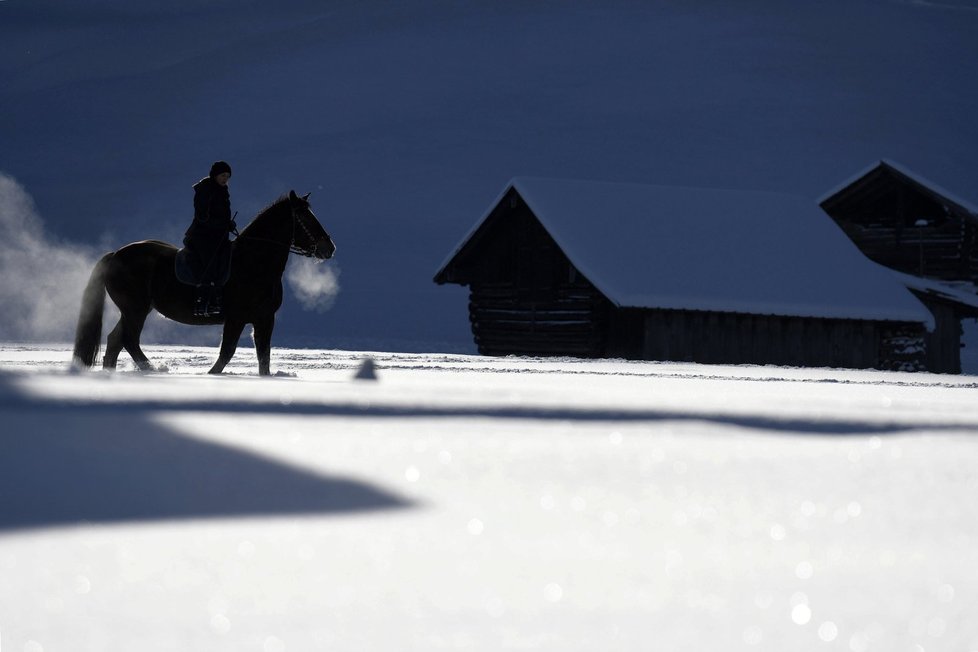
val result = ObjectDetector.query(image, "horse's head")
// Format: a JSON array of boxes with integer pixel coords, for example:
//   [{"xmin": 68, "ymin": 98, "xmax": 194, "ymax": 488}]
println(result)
[{"xmin": 288, "ymin": 190, "xmax": 336, "ymax": 260}]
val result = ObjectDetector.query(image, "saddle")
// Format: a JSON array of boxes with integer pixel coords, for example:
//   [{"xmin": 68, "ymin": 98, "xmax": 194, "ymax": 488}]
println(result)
[
  {"xmin": 175, "ymin": 247, "xmax": 232, "ymax": 317},
  {"xmin": 174, "ymin": 247, "xmax": 232, "ymax": 287}
]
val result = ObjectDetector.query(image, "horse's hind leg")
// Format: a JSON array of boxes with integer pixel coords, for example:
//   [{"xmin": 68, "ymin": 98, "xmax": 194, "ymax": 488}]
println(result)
[
  {"xmin": 103, "ymin": 319, "xmax": 125, "ymax": 370},
  {"xmin": 104, "ymin": 311, "xmax": 153, "ymax": 371},
  {"xmin": 121, "ymin": 309, "xmax": 154, "ymax": 371}
]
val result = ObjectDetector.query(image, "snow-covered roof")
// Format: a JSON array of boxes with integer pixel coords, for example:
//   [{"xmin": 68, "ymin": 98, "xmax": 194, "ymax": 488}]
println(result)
[
  {"xmin": 890, "ymin": 271, "xmax": 978, "ymax": 314},
  {"xmin": 818, "ymin": 159, "xmax": 978, "ymax": 217},
  {"xmin": 437, "ymin": 177, "xmax": 933, "ymax": 325}
]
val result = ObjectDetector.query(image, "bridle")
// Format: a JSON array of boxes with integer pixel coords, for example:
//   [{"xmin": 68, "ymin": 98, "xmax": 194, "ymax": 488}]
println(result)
[
  {"xmin": 233, "ymin": 203, "xmax": 325, "ymax": 258},
  {"xmin": 289, "ymin": 204, "xmax": 323, "ymax": 256}
]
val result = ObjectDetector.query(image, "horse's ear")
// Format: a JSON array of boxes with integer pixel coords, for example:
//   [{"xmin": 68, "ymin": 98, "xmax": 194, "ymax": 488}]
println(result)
[
  {"xmin": 302, "ymin": 192, "xmax": 311, "ymax": 202},
  {"xmin": 289, "ymin": 190, "xmax": 299, "ymax": 203}
]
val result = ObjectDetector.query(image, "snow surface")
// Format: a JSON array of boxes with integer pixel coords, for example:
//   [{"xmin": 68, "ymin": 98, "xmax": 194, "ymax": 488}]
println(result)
[
  {"xmin": 438, "ymin": 177, "xmax": 933, "ymax": 324},
  {"xmin": 2, "ymin": 0, "xmax": 977, "ymax": 351},
  {"xmin": 2, "ymin": 343, "xmax": 978, "ymax": 651}
]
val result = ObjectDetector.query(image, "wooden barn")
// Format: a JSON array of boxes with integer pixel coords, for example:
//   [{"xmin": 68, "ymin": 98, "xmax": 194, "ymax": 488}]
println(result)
[
  {"xmin": 820, "ymin": 160, "xmax": 978, "ymax": 373},
  {"xmin": 434, "ymin": 178, "xmax": 932, "ymax": 370}
]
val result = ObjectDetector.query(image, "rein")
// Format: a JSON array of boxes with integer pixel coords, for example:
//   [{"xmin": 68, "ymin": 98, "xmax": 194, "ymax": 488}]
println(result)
[{"xmin": 233, "ymin": 205, "xmax": 320, "ymax": 257}]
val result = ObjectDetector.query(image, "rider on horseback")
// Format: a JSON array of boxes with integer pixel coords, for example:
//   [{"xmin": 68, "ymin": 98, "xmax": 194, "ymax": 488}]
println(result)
[{"xmin": 184, "ymin": 161, "xmax": 236, "ymax": 316}]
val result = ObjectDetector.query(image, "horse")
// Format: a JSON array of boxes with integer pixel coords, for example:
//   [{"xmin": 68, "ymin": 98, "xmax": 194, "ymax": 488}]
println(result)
[{"xmin": 72, "ymin": 190, "xmax": 336, "ymax": 376}]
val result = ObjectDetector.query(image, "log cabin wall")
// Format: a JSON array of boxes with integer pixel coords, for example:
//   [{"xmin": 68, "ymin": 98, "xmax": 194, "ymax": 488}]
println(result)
[
  {"xmin": 463, "ymin": 193, "xmax": 611, "ymax": 357},
  {"xmin": 437, "ymin": 181, "xmax": 932, "ymax": 371},
  {"xmin": 636, "ymin": 309, "xmax": 904, "ymax": 369},
  {"xmin": 820, "ymin": 164, "xmax": 978, "ymax": 283},
  {"xmin": 913, "ymin": 297, "xmax": 962, "ymax": 374},
  {"xmin": 819, "ymin": 162, "xmax": 978, "ymax": 373},
  {"xmin": 546, "ymin": 299, "xmax": 924, "ymax": 370}
]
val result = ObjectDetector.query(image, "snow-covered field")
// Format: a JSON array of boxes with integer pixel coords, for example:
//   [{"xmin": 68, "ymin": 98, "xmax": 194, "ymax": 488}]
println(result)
[{"xmin": 2, "ymin": 343, "xmax": 977, "ymax": 651}]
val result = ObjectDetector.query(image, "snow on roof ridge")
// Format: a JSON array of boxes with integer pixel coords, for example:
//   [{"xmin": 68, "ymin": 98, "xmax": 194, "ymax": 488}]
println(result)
[
  {"xmin": 816, "ymin": 159, "xmax": 887, "ymax": 205},
  {"xmin": 818, "ymin": 159, "xmax": 978, "ymax": 217},
  {"xmin": 890, "ymin": 268, "xmax": 978, "ymax": 312},
  {"xmin": 879, "ymin": 159, "xmax": 978, "ymax": 217},
  {"xmin": 438, "ymin": 176, "xmax": 932, "ymax": 325},
  {"xmin": 433, "ymin": 179, "xmax": 516, "ymax": 279}
]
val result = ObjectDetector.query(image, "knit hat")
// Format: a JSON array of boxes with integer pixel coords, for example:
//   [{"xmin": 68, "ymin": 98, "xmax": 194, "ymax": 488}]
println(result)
[{"xmin": 209, "ymin": 161, "xmax": 232, "ymax": 178}]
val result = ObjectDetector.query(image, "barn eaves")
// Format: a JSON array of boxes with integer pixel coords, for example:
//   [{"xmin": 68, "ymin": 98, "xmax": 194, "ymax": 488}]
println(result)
[{"xmin": 435, "ymin": 178, "xmax": 933, "ymax": 370}]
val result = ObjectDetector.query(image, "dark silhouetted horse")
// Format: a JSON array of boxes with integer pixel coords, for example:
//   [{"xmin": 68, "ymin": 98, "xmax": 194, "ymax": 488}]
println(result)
[{"xmin": 73, "ymin": 190, "xmax": 335, "ymax": 375}]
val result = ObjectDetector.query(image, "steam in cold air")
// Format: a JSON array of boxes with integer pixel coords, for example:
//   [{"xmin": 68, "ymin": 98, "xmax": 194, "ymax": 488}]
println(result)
[
  {"xmin": 0, "ymin": 172, "xmax": 338, "ymax": 349},
  {"xmin": 0, "ymin": 173, "xmax": 99, "ymax": 342},
  {"xmin": 286, "ymin": 257, "xmax": 341, "ymax": 312}
]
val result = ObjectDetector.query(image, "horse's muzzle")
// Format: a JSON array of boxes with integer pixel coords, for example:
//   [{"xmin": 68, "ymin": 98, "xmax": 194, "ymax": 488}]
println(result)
[{"xmin": 316, "ymin": 238, "xmax": 336, "ymax": 260}]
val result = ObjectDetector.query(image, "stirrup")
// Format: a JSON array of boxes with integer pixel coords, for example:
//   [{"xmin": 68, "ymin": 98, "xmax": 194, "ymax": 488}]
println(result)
[
  {"xmin": 194, "ymin": 302, "xmax": 222, "ymax": 318},
  {"xmin": 193, "ymin": 283, "xmax": 222, "ymax": 317},
  {"xmin": 193, "ymin": 296, "xmax": 210, "ymax": 317}
]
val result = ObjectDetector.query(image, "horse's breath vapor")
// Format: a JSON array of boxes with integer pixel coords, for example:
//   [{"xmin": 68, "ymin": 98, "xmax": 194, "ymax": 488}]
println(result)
[
  {"xmin": 286, "ymin": 257, "xmax": 341, "ymax": 312},
  {"xmin": 0, "ymin": 173, "xmax": 98, "ymax": 341}
]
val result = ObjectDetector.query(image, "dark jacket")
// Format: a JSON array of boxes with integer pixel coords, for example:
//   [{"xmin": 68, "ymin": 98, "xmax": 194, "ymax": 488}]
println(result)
[
  {"xmin": 183, "ymin": 177, "xmax": 233, "ymax": 285},
  {"xmin": 185, "ymin": 177, "xmax": 232, "ymax": 242}
]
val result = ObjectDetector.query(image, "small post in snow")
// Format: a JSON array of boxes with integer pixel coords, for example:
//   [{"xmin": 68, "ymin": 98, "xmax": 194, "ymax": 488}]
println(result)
[{"xmin": 353, "ymin": 356, "xmax": 378, "ymax": 381}]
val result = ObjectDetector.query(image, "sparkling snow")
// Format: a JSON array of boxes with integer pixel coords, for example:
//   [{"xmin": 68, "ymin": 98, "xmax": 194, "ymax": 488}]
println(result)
[{"xmin": 2, "ymin": 344, "xmax": 978, "ymax": 650}]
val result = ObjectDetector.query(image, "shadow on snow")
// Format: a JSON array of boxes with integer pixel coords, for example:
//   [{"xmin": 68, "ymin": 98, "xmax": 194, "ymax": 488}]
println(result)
[
  {"xmin": 0, "ymin": 374, "xmax": 412, "ymax": 533},
  {"xmin": 3, "ymin": 368, "xmax": 976, "ymax": 532},
  {"xmin": 4, "ymin": 371, "xmax": 977, "ymax": 435}
]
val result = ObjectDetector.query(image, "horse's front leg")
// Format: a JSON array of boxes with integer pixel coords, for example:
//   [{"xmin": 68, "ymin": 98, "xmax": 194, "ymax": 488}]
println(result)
[
  {"xmin": 208, "ymin": 320, "xmax": 246, "ymax": 374},
  {"xmin": 252, "ymin": 314, "xmax": 275, "ymax": 376}
]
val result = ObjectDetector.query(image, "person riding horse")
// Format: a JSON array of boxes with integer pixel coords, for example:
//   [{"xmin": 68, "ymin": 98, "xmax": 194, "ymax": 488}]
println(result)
[
  {"xmin": 73, "ymin": 186, "xmax": 335, "ymax": 376},
  {"xmin": 184, "ymin": 161, "xmax": 237, "ymax": 316}
]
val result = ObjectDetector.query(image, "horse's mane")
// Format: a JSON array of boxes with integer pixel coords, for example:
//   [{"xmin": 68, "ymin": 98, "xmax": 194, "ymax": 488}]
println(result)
[
  {"xmin": 241, "ymin": 194, "xmax": 292, "ymax": 233},
  {"xmin": 272, "ymin": 193, "xmax": 295, "ymax": 209},
  {"xmin": 257, "ymin": 194, "xmax": 293, "ymax": 218}
]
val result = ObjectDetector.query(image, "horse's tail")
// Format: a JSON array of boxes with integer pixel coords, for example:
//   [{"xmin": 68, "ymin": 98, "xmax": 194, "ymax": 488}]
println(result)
[{"xmin": 72, "ymin": 252, "xmax": 113, "ymax": 368}]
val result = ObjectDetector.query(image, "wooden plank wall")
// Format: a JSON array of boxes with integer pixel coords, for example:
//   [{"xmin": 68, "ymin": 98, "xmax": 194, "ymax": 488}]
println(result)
[
  {"xmin": 920, "ymin": 300, "xmax": 962, "ymax": 374},
  {"xmin": 448, "ymin": 185, "xmax": 936, "ymax": 370},
  {"xmin": 639, "ymin": 309, "xmax": 893, "ymax": 369},
  {"xmin": 468, "ymin": 281, "xmax": 607, "ymax": 357},
  {"xmin": 839, "ymin": 220, "xmax": 976, "ymax": 282}
]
